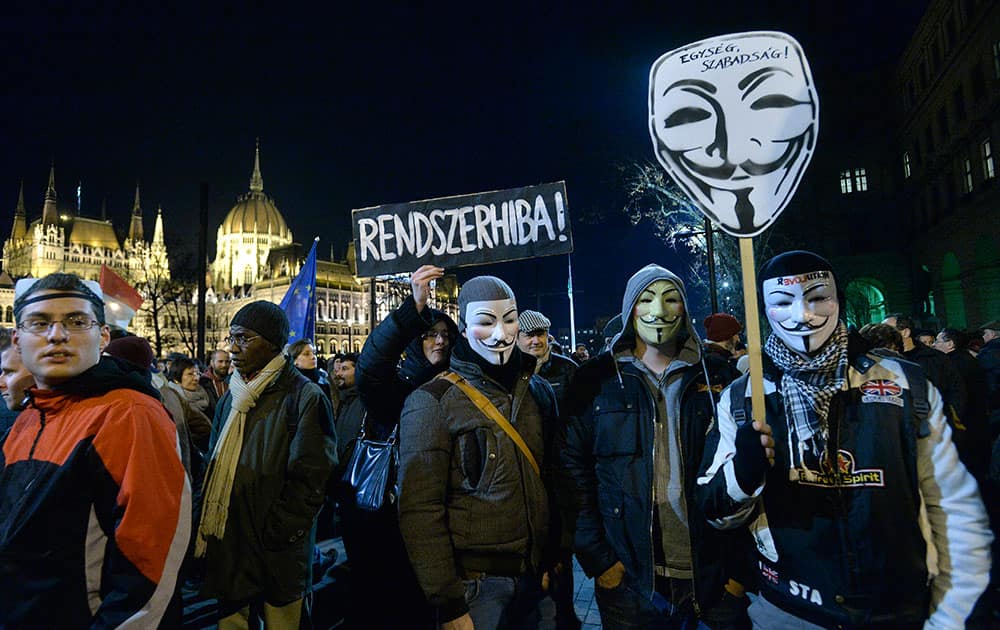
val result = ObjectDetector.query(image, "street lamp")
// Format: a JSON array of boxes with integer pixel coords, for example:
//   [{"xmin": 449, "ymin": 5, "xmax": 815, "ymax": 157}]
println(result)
[{"xmin": 675, "ymin": 217, "xmax": 719, "ymax": 313}]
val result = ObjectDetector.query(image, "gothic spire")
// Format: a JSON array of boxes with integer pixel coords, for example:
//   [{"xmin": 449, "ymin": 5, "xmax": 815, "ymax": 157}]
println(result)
[
  {"xmin": 249, "ymin": 138, "xmax": 264, "ymax": 193},
  {"xmin": 15, "ymin": 179, "xmax": 25, "ymax": 216},
  {"xmin": 41, "ymin": 161, "xmax": 58, "ymax": 225},
  {"xmin": 129, "ymin": 181, "xmax": 144, "ymax": 242},
  {"xmin": 153, "ymin": 205, "xmax": 165, "ymax": 245},
  {"xmin": 11, "ymin": 180, "xmax": 27, "ymax": 241},
  {"xmin": 132, "ymin": 182, "xmax": 142, "ymax": 215}
]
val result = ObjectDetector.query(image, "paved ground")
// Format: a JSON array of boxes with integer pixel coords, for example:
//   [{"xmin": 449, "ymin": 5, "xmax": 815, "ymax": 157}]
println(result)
[{"xmin": 572, "ymin": 557, "xmax": 602, "ymax": 629}]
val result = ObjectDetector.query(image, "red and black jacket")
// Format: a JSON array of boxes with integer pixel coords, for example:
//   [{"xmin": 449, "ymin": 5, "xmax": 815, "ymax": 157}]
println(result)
[{"xmin": 0, "ymin": 357, "xmax": 191, "ymax": 628}]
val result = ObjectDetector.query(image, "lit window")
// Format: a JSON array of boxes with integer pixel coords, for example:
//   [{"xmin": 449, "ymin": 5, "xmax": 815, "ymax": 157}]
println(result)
[
  {"xmin": 854, "ymin": 167, "xmax": 868, "ymax": 192},
  {"xmin": 839, "ymin": 170, "xmax": 853, "ymax": 194},
  {"xmin": 983, "ymin": 139, "xmax": 996, "ymax": 179},
  {"xmin": 963, "ymin": 158, "xmax": 974, "ymax": 193},
  {"xmin": 903, "ymin": 153, "xmax": 912, "ymax": 178}
]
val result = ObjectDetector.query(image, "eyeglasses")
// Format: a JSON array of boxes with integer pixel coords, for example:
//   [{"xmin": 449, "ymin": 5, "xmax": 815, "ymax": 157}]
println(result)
[
  {"xmin": 224, "ymin": 334, "xmax": 260, "ymax": 347},
  {"xmin": 17, "ymin": 316, "xmax": 100, "ymax": 335},
  {"xmin": 421, "ymin": 330, "xmax": 450, "ymax": 341}
]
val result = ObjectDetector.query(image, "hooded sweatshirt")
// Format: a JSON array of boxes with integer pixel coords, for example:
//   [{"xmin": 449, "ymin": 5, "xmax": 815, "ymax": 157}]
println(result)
[{"xmin": 612, "ymin": 264, "xmax": 705, "ymax": 578}]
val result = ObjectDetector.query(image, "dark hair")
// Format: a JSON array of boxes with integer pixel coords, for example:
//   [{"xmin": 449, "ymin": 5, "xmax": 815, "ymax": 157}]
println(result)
[
  {"xmin": 885, "ymin": 313, "xmax": 915, "ymax": 333},
  {"xmin": 286, "ymin": 338, "xmax": 314, "ymax": 360},
  {"xmin": 0, "ymin": 328, "xmax": 12, "ymax": 354},
  {"xmin": 858, "ymin": 323, "xmax": 903, "ymax": 353},
  {"xmin": 938, "ymin": 328, "xmax": 967, "ymax": 350},
  {"xmin": 339, "ymin": 352, "xmax": 359, "ymax": 366},
  {"xmin": 14, "ymin": 273, "xmax": 105, "ymax": 324},
  {"xmin": 167, "ymin": 356, "xmax": 197, "ymax": 383}
]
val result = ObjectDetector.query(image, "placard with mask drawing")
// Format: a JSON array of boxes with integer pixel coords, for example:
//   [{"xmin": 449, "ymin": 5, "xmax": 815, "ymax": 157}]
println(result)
[{"xmin": 648, "ymin": 31, "xmax": 819, "ymax": 237}]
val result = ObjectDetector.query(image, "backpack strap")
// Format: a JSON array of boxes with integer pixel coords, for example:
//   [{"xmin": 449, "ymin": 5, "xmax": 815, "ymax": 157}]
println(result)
[
  {"xmin": 896, "ymin": 360, "xmax": 931, "ymax": 439},
  {"xmin": 437, "ymin": 371, "xmax": 541, "ymax": 477},
  {"xmin": 729, "ymin": 374, "xmax": 750, "ymax": 427}
]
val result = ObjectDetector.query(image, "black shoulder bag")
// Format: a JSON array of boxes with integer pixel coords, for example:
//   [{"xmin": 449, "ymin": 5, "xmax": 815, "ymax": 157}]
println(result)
[{"xmin": 340, "ymin": 414, "xmax": 399, "ymax": 512}]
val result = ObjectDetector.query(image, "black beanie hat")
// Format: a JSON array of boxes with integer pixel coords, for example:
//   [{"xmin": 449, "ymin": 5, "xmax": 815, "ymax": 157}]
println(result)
[{"xmin": 231, "ymin": 300, "xmax": 290, "ymax": 349}]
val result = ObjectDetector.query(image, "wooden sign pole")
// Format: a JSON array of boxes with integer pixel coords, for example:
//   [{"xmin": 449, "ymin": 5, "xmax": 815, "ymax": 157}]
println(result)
[{"xmin": 738, "ymin": 237, "xmax": 767, "ymax": 429}]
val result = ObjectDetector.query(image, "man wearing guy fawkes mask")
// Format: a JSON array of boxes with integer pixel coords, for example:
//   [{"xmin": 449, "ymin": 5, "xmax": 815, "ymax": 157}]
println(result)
[
  {"xmin": 563, "ymin": 264, "xmax": 747, "ymax": 629},
  {"xmin": 697, "ymin": 251, "xmax": 992, "ymax": 629},
  {"xmin": 398, "ymin": 276, "xmax": 560, "ymax": 630}
]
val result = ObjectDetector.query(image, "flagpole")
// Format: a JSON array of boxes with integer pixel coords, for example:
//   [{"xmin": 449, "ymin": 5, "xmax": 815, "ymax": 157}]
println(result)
[{"xmin": 568, "ymin": 255, "xmax": 576, "ymax": 352}]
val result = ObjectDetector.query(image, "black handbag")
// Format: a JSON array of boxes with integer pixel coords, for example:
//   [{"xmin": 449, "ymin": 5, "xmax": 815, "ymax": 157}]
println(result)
[{"xmin": 340, "ymin": 418, "xmax": 398, "ymax": 512}]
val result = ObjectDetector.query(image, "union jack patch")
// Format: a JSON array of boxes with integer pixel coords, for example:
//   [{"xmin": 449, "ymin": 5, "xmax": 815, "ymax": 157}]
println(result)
[
  {"xmin": 860, "ymin": 379, "xmax": 903, "ymax": 407},
  {"xmin": 759, "ymin": 561, "xmax": 779, "ymax": 584}
]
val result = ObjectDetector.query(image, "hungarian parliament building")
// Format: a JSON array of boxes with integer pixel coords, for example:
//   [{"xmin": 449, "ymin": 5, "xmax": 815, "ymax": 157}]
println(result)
[{"xmin": 0, "ymin": 146, "xmax": 458, "ymax": 359}]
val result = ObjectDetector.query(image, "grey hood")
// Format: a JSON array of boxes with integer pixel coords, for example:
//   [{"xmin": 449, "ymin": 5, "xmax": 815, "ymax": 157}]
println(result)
[{"xmin": 611, "ymin": 263, "xmax": 701, "ymax": 364}]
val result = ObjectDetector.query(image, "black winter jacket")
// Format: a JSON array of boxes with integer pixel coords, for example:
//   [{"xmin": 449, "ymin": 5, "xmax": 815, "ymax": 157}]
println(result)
[
  {"xmin": 201, "ymin": 359, "xmax": 337, "ymax": 605},
  {"xmin": 563, "ymin": 349, "xmax": 743, "ymax": 613},
  {"xmin": 904, "ymin": 341, "xmax": 966, "ymax": 421},
  {"xmin": 697, "ymin": 339, "xmax": 991, "ymax": 628},
  {"xmin": 355, "ymin": 295, "xmax": 457, "ymax": 439},
  {"xmin": 537, "ymin": 351, "xmax": 578, "ymax": 410}
]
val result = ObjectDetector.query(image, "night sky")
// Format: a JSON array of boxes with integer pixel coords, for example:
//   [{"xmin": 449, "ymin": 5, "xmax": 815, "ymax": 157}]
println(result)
[{"xmin": 0, "ymin": 3, "xmax": 927, "ymax": 330}]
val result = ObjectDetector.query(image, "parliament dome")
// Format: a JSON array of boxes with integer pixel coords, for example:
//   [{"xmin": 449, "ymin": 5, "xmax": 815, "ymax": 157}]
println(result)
[
  {"xmin": 219, "ymin": 145, "xmax": 292, "ymax": 240},
  {"xmin": 220, "ymin": 191, "xmax": 291, "ymax": 239},
  {"xmin": 212, "ymin": 142, "xmax": 294, "ymax": 292}
]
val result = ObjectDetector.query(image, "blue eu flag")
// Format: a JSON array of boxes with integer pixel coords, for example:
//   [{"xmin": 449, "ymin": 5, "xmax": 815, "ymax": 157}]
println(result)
[{"xmin": 280, "ymin": 238, "xmax": 318, "ymax": 342}]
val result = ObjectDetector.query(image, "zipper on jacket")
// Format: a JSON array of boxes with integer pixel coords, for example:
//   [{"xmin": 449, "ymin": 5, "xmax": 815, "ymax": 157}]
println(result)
[
  {"xmin": 24, "ymin": 408, "xmax": 46, "ymax": 492},
  {"xmin": 621, "ymin": 370, "xmax": 660, "ymax": 601},
  {"xmin": 676, "ymin": 374, "xmax": 703, "ymax": 616},
  {"xmin": 632, "ymin": 368, "xmax": 706, "ymax": 614}
]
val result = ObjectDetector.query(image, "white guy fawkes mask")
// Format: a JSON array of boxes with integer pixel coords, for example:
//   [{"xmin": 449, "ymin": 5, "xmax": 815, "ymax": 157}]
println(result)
[
  {"xmin": 633, "ymin": 279, "xmax": 685, "ymax": 347},
  {"xmin": 762, "ymin": 270, "xmax": 839, "ymax": 354},
  {"xmin": 463, "ymin": 298, "xmax": 518, "ymax": 365},
  {"xmin": 649, "ymin": 32, "xmax": 819, "ymax": 237}
]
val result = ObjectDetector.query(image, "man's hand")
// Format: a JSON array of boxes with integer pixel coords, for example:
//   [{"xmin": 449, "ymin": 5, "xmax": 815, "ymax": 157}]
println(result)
[
  {"xmin": 441, "ymin": 612, "xmax": 474, "ymax": 630},
  {"xmin": 733, "ymin": 420, "xmax": 776, "ymax": 494},
  {"xmin": 411, "ymin": 265, "xmax": 445, "ymax": 313},
  {"xmin": 596, "ymin": 561, "xmax": 625, "ymax": 590}
]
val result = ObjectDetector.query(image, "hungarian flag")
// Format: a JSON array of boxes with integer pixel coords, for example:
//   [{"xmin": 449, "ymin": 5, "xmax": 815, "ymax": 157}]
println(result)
[{"xmin": 100, "ymin": 265, "xmax": 144, "ymax": 330}]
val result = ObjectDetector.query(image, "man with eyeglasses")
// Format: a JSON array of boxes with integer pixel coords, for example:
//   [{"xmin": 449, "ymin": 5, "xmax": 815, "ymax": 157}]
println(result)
[
  {"xmin": 196, "ymin": 300, "xmax": 336, "ymax": 629},
  {"xmin": 0, "ymin": 272, "xmax": 190, "ymax": 627}
]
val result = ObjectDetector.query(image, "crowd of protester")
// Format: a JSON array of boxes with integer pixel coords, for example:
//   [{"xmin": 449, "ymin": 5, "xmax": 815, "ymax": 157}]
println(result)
[{"xmin": 0, "ymin": 261, "xmax": 997, "ymax": 629}]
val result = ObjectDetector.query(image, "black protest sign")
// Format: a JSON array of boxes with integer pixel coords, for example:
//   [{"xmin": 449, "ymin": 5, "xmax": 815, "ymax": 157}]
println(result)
[{"xmin": 352, "ymin": 181, "xmax": 573, "ymax": 277}]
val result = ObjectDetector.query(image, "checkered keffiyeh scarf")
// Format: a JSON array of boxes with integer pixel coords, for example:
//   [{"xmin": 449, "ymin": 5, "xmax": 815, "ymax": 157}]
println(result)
[{"xmin": 764, "ymin": 323, "xmax": 849, "ymax": 475}]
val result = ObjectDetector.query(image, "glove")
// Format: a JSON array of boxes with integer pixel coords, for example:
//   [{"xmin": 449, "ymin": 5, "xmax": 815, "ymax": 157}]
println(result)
[{"xmin": 733, "ymin": 421, "xmax": 769, "ymax": 495}]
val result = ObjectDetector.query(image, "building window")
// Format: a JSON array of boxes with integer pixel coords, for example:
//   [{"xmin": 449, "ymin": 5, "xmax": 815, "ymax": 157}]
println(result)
[
  {"xmin": 853, "ymin": 168, "xmax": 868, "ymax": 192},
  {"xmin": 839, "ymin": 170, "xmax": 853, "ymax": 194},
  {"xmin": 963, "ymin": 158, "xmax": 974, "ymax": 193},
  {"xmin": 994, "ymin": 41, "xmax": 1000, "ymax": 79},
  {"xmin": 903, "ymin": 153, "xmax": 912, "ymax": 178},
  {"xmin": 984, "ymin": 139, "xmax": 996, "ymax": 180}
]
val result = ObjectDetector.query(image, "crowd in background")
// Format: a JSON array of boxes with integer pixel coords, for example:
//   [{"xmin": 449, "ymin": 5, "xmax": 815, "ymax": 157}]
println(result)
[{"xmin": 0, "ymin": 263, "xmax": 997, "ymax": 629}]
